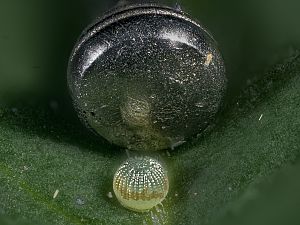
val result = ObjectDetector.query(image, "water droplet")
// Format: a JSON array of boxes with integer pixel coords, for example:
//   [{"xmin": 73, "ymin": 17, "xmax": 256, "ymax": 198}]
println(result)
[{"xmin": 68, "ymin": 4, "xmax": 226, "ymax": 151}]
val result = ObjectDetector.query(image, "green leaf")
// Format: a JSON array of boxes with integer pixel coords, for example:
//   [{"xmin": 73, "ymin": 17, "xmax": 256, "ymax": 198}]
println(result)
[
  {"xmin": 214, "ymin": 160, "xmax": 300, "ymax": 225},
  {"xmin": 0, "ymin": 216, "xmax": 33, "ymax": 225}
]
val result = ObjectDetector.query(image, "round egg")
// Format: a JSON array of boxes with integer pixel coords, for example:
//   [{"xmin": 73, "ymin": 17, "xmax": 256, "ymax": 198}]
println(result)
[{"xmin": 113, "ymin": 156, "xmax": 169, "ymax": 212}]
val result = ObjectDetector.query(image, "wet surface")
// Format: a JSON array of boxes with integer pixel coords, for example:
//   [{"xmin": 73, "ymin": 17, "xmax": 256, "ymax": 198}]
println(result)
[{"xmin": 68, "ymin": 5, "xmax": 226, "ymax": 151}]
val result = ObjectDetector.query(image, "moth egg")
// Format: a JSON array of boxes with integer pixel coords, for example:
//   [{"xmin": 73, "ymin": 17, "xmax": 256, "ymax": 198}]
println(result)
[{"xmin": 113, "ymin": 156, "xmax": 169, "ymax": 212}]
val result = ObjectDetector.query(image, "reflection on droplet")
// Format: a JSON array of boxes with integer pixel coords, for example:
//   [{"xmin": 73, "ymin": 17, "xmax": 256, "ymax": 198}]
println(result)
[
  {"xmin": 160, "ymin": 30, "xmax": 198, "ymax": 51},
  {"xmin": 120, "ymin": 96, "xmax": 150, "ymax": 127},
  {"xmin": 81, "ymin": 43, "xmax": 111, "ymax": 75}
]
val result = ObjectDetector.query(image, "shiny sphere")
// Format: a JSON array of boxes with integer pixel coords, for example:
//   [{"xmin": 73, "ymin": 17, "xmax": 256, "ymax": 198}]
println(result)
[
  {"xmin": 113, "ymin": 156, "xmax": 169, "ymax": 212},
  {"xmin": 68, "ymin": 4, "xmax": 227, "ymax": 151}
]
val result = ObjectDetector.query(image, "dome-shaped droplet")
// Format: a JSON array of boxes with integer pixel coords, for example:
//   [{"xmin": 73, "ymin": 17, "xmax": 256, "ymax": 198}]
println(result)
[
  {"xmin": 68, "ymin": 4, "xmax": 227, "ymax": 151},
  {"xmin": 113, "ymin": 156, "xmax": 169, "ymax": 212}
]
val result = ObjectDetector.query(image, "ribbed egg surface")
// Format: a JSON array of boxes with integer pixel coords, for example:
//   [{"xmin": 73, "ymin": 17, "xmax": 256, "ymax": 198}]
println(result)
[{"xmin": 113, "ymin": 156, "xmax": 169, "ymax": 212}]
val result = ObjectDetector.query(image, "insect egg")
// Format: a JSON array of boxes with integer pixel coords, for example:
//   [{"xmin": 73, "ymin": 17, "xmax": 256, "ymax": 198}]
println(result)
[{"xmin": 113, "ymin": 156, "xmax": 169, "ymax": 212}]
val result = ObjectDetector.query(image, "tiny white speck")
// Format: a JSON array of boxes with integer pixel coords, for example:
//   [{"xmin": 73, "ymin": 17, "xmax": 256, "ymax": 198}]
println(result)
[
  {"xmin": 107, "ymin": 192, "xmax": 113, "ymax": 199},
  {"xmin": 195, "ymin": 102, "xmax": 204, "ymax": 108},
  {"xmin": 53, "ymin": 190, "xmax": 59, "ymax": 199},
  {"xmin": 76, "ymin": 198, "xmax": 85, "ymax": 205},
  {"xmin": 194, "ymin": 192, "xmax": 198, "ymax": 196},
  {"xmin": 259, "ymin": 114, "xmax": 263, "ymax": 121},
  {"xmin": 204, "ymin": 53, "xmax": 213, "ymax": 66},
  {"xmin": 228, "ymin": 186, "xmax": 232, "ymax": 191}
]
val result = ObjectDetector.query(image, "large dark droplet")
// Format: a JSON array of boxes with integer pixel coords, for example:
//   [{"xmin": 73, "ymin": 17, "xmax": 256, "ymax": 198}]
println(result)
[{"xmin": 68, "ymin": 4, "xmax": 227, "ymax": 151}]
